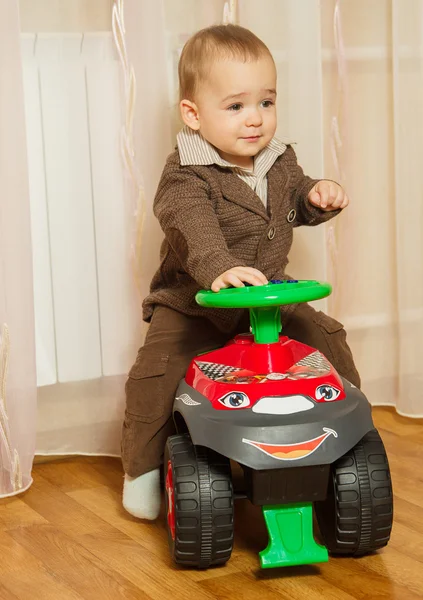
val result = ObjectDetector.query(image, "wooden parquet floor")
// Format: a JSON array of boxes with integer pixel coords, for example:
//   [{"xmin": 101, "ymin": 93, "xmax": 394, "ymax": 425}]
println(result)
[{"xmin": 0, "ymin": 407, "xmax": 422, "ymax": 599}]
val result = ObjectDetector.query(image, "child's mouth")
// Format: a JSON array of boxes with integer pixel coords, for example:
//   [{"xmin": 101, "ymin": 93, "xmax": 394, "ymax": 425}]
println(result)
[{"xmin": 242, "ymin": 136, "xmax": 261, "ymax": 142}]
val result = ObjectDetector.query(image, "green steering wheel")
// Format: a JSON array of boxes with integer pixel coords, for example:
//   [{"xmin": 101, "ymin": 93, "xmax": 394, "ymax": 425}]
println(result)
[{"xmin": 196, "ymin": 279, "xmax": 332, "ymax": 344}]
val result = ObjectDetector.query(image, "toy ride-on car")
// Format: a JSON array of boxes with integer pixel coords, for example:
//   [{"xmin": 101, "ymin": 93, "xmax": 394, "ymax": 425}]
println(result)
[{"xmin": 164, "ymin": 280, "xmax": 393, "ymax": 569}]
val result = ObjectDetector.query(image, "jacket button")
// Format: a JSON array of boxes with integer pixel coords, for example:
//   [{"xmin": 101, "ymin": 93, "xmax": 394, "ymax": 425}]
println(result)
[
  {"xmin": 267, "ymin": 226, "xmax": 276, "ymax": 240},
  {"xmin": 287, "ymin": 209, "xmax": 296, "ymax": 223}
]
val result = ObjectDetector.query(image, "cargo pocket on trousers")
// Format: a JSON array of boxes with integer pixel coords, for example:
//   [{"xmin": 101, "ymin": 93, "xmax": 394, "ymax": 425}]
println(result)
[
  {"xmin": 313, "ymin": 311, "xmax": 352, "ymax": 374},
  {"xmin": 125, "ymin": 350, "xmax": 169, "ymax": 424}
]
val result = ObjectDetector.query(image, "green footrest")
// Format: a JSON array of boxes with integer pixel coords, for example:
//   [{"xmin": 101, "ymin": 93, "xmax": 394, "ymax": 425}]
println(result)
[{"xmin": 259, "ymin": 503, "xmax": 328, "ymax": 568}]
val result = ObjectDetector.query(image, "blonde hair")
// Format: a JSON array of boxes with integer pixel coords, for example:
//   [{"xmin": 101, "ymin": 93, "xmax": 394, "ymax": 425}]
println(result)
[{"xmin": 178, "ymin": 24, "xmax": 274, "ymax": 101}]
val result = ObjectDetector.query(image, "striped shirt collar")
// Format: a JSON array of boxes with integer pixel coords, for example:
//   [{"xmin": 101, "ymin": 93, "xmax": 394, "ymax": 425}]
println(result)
[{"xmin": 176, "ymin": 126, "xmax": 288, "ymax": 178}]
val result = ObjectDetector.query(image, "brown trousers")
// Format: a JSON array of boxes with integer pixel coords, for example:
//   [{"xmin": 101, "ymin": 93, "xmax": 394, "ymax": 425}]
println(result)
[{"xmin": 121, "ymin": 304, "xmax": 360, "ymax": 478}]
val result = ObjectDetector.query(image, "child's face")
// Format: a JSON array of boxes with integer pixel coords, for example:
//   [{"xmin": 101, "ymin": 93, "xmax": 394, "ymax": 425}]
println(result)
[{"xmin": 182, "ymin": 55, "xmax": 277, "ymax": 168}]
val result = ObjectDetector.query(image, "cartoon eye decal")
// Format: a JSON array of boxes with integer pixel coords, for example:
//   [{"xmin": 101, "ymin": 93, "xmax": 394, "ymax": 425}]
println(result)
[
  {"xmin": 316, "ymin": 385, "xmax": 341, "ymax": 401},
  {"xmin": 219, "ymin": 391, "xmax": 251, "ymax": 409}
]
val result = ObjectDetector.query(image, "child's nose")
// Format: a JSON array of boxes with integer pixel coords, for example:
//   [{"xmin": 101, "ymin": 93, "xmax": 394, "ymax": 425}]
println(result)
[{"xmin": 246, "ymin": 108, "xmax": 263, "ymax": 127}]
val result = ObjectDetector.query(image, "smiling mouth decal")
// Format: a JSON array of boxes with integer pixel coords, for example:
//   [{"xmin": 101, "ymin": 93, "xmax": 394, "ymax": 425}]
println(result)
[{"xmin": 242, "ymin": 428, "xmax": 338, "ymax": 460}]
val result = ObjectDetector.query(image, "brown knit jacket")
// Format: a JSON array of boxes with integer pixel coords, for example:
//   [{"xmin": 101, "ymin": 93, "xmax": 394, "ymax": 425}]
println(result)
[{"xmin": 142, "ymin": 145, "xmax": 340, "ymax": 333}]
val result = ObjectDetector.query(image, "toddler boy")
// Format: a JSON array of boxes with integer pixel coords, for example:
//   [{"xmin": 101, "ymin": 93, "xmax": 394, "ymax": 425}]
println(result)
[{"xmin": 121, "ymin": 24, "xmax": 359, "ymax": 519}]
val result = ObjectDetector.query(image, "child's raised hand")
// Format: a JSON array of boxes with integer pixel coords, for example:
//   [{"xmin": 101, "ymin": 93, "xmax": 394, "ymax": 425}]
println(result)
[
  {"xmin": 211, "ymin": 267, "xmax": 268, "ymax": 293},
  {"xmin": 307, "ymin": 180, "xmax": 349, "ymax": 211}
]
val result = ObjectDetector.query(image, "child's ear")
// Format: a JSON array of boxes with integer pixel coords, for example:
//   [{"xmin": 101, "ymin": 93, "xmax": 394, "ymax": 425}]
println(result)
[{"xmin": 179, "ymin": 99, "xmax": 200, "ymax": 130}]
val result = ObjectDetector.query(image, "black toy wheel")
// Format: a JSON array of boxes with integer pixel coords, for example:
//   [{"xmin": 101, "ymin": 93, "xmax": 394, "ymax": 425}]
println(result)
[
  {"xmin": 164, "ymin": 433, "xmax": 234, "ymax": 568},
  {"xmin": 315, "ymin": 429, "xmax": 393, "ymax": 556}
]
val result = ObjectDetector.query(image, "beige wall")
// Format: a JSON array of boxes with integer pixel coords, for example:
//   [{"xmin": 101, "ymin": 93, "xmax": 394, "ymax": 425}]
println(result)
[{"xmin": 19, "ymin": 0, "xmax": 113, "ymax": 31}]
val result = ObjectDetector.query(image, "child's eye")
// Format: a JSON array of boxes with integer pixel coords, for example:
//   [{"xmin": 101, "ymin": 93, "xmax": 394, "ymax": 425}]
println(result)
[
  {"xmin": 228, "ymin": 103, "xmax": 242, "ymax": 111},
  {"xmin": 261, "ymin": 100, "xmax": 274, "ymax": 108}
]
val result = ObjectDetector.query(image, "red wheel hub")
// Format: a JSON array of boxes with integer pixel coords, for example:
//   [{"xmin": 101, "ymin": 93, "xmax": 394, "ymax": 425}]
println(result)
[{"xmin": 165, "ymin": 460, "xmax": 175, "ymax": 540}]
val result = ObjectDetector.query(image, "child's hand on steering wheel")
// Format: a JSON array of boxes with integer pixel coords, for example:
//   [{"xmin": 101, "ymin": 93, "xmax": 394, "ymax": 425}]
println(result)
[{"xmin": 211, "ymin": 267, "xmax": 268, "ymax": 293}]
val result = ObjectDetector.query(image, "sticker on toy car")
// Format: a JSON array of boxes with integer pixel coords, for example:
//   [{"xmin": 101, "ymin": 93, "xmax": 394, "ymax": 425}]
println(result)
[
  {"xmin": 242, "ymin": 427, "xmax": 338, "ymax": 460},
  {"xmin": 196, "ymin": 351, "xmax": 331, "ymax": 384},
  {"xmin": 176, "ymin": 393, "xmax": 201, "ymax": 406},
  {"xmin": 296, "ymin": 351, "xmax": 331, "ymax": 373},
  {"xmin": 195, "ymin": 361, "xmax": 242, "ymax": 380},
  {"xmin": 217, "ymin": 373, "xmax": 267, "ymax": 384}
]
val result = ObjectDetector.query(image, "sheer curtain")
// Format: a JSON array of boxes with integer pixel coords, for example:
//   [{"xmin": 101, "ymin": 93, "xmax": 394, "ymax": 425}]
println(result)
[
  {"xmin": 321, "ymin": 0, "xmax": 423, "ymax": 417},
  {"xmin": 390, "ymin": 1, "xmax": 423, "ymax": 416},
  {"xmin": 3, "ymin": 0, "xmax": 422, "ymax": 498},
  {"xmin": 0, "ymin": 0, "xmax": 37, "ymax": 497}
]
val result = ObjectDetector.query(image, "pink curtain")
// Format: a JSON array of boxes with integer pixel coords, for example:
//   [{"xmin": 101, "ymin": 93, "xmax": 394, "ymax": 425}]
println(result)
[
  {"xmin": 9, "ymin": 0, "xmax": 419, "ymax": 484},
  {"xmin": 0, "ymin": 0, "xmax": 37, "ymax": 497}
]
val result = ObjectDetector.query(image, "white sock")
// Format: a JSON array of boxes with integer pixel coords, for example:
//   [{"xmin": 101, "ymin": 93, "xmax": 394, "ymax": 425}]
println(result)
[{"xmin": 122, "ymin": 468, "xmax": 161, "ymax": 520}]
